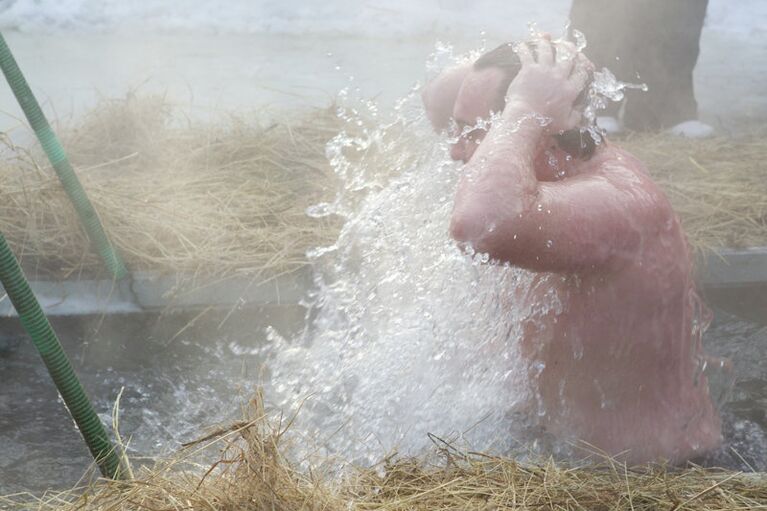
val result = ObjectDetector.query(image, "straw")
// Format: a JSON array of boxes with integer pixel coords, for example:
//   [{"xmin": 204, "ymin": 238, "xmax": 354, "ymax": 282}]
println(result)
[
  {"xmin": 0, "ymin": 95, "xmax": 342, "ymax": 279},
  {"xmin": 1, "ymin": 96, "xmax": 765, "ymax": 280},
  {"xmin": 3, "ymin": 391, "xmax": 765, "ymax": 511},
  {"xmin": 620, "ymin": 131, "xmax": 767, "ymax": 253}
]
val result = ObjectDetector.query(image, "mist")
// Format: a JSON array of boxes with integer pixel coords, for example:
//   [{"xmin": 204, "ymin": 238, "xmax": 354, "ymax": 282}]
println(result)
[{"xmin": 0, "ymin": 0, "xmax": 766, "ymax": 500}]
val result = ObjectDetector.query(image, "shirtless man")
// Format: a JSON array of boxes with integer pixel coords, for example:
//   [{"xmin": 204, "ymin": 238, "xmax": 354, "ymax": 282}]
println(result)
[{"xmin": 422, "ymin": 38, "xmax": 721, "ymax": 464}]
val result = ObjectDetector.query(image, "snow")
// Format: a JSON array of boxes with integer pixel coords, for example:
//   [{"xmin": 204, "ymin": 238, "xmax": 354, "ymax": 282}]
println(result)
[{"xmin": 0, "ymin": 0, "xmax": 762, "ymax": 39}]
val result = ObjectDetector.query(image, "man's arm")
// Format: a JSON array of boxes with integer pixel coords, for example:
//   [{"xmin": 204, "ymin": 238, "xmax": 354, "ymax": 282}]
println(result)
[
  {"xmin": 450, "ymin": 40, "xmax": 652, "ymax": 272},
  {"xmin": 422, "ymin": 62, "xmax": 473, "ymax": 132},
  {"xmin": 451, "ymin": 150, "xmax": 652, "ymax": 272}
]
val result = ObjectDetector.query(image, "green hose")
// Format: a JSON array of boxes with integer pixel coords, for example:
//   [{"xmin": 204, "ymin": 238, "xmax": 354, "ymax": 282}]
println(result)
[
  {"xmin": 0, "ymin": 33, "xmax": 127, "ymax": 280},
  {"xmin": 0, "ymin": 232, "xmax": 123, "ymax": 479}
]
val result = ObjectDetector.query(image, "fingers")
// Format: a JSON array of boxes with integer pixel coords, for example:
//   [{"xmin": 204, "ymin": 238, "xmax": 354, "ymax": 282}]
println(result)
[
  {"xmin": 519, "ymin": 37, "xmax": 580, "ymax": 72},
  {"xmin": 555, "ymin": 40, "xmax": 577, "ymax": 59},
  {"xmin": 554, "ymin": 41, "xmax": 577, "ymax": 76},
  {"xmin": 514, "ymin": 36, "xmax": 593, "ymax": 100},
  {"xmin": 536, "ymin": 39, "xmax": 554, "ymax": 65},
  {"xmin": 514, "ymin": 42, "xmax": 534, "ymax": 65}
]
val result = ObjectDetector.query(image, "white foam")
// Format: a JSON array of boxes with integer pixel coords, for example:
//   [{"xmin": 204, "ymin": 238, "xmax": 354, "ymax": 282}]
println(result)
[
  {"xmin": 596, "ymin": 116, "xmax": 622, "ymax": 135},
  {"xmin": 667, "ymin": 120, "xmax": 715, "ymax": 139},
  {"xmin": 263, "ymin": 78, "xmax": 542, "ymax": 463}
]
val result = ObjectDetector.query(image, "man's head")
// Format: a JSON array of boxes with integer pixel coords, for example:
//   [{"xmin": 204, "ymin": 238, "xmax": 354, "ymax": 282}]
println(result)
[
  {"xmin": 450, "ymin": 42, "xmax": 598, "ymax": 164},
  {"xmin": 471, "ymin": 43, "xmax": 523, "ymax": 113},
  {"xmin": 450, "ymin": 44, "xmax": 520, "ymax": 163}
]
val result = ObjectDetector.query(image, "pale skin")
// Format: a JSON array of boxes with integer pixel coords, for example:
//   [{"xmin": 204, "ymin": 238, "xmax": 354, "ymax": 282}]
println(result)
[{"xmin": 424, "ymin": 38, "xmax": 721, "ymax": 464}]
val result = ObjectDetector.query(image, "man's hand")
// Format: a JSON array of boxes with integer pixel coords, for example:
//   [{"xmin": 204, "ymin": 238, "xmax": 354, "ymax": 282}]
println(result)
[{"xmin": 504, "ymin": 39, "xmax": 592, "ymax": 132}]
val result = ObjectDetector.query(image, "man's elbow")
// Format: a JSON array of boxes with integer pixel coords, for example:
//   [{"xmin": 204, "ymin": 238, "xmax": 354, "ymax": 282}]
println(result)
[
  {"xmin": 449, "ymin": 214, "xmax": 467, "ymax": 244},
  {"xmin": 421, "ymin": 63, "xmax": 472, "ymax": 132},
  {"xmin": 450, "ymin": 211, "xmax": 492, "ymax": 252},
  {"xmin": 422, "ymin": 85, "xmax": 450, "ymax": 132}
]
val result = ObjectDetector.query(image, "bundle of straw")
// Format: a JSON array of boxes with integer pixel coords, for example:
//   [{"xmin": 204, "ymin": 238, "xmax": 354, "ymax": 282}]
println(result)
[
  {"xmin": 1, "ymin": 95, "xmax": 766, "ymax": 280},
  {"xmin": 3, "ymin": 392, "xmax": 765, "ymax": 511},
  {"xmin": 0, "ymin": 94, "xmax": 342, "ymax": 279},
  {"xmin": 622, "ymin": 132, "xmax": 767, "ymax": 253}
]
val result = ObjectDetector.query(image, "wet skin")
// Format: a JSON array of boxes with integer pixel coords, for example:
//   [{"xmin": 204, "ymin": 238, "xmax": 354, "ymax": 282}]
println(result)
[{"xmin": 426, "ymin": 40, "xmax": 721, "ymax": 464}]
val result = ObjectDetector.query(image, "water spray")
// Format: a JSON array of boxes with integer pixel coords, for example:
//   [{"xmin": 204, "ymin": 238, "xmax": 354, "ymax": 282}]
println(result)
[{"xmin": 0, "ymin": 33, "xmax": 127, "ymax": 280}]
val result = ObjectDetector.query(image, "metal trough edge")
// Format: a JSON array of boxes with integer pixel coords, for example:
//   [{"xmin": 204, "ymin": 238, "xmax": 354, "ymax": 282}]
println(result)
[
  {"xmin": 1, "ymin": 247, "xmax": 765, "ymax": 317},
  {"xmin": 0, "ymin": 269, "xmax": 313, "ymax": 317}
]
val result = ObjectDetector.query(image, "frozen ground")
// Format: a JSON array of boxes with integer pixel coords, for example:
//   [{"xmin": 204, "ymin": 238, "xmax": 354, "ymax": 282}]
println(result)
[
  {"xmin": 0, "ymin": 0, "xmax": 764, "ymax": 39},
  {"xmin": 0, "ymin": 1, "xmax": 763, "ymax": 135}
]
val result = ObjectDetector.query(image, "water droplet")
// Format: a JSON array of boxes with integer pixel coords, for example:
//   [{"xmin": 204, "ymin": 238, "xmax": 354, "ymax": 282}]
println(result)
[
  {"xmin": 572, "ymin": 339, "xmax": 583, "ymax": 360},
  {"xmin": 572, "ymin": 29, "xmax": 587, "ymax": 51},
  {"xmin": 260, "ymin": 50, "xmax": 552, "ymax": 464}
]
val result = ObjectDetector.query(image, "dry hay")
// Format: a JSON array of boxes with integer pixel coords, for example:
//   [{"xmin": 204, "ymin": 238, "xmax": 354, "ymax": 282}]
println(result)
[
  {"xmin": 1, "ymin": 95, "xmax": 766, "ymax": 280},
  {"xmin": 622, "ymin": 131, "xmax": 767, "ymax": 252},
  {"xmin": 0, "ymin": 94, "xmax": 342, "ymax": 279},
  {"xmin": 3, "ymin": 393, "xmax": 765, "ymax": 511}
]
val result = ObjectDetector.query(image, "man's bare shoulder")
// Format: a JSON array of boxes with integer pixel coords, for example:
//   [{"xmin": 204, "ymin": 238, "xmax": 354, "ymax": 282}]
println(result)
[
  {"xmin": 588, "ymin": 143, "xmax": 677, "ymax": 223},
  {"xmin": 590, "ymin": 143, "xmax": 649, "ymax": 178},
  {"xmin": 592, "ymin": 144, "xmax": 665, "ymax": 192}
]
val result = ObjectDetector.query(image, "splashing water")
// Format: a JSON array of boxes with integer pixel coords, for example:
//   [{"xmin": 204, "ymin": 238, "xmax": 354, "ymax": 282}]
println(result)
[
  {"xmin": 583, "ymin": 67, "xmax": 648, "ymax": 124},
  {"xmin": 554, "ymin": 29, "xmax": 649, "ymax": 150},
  {"xmin": 566, "ymin": 24, "xmax": 648, "ymax": 129},
  {"xmin": 266, "ymin": 87, "xmax": 535, "ymax": 465},
  {"xmin": 264, "ymin": 37, "xmax": 646, "ymax": 466}
]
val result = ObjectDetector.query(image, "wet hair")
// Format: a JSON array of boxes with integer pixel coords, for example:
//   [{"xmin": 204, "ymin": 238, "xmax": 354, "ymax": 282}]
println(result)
[
  {"xmin": 473, "ymin": 42, "xmax": 601, "ymax": 160},
  {"xmin": 473, "ymin": 43, "xmax": 522, "ymax": 113},
  {"xmin": 552, "ymin": 128, "xmax": 599, "ymax": 160}
]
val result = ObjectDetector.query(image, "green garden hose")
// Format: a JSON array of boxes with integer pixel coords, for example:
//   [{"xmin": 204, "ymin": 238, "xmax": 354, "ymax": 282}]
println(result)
[
  {"xmin": 0, "ymin": 232, "xmax": 123, "ymax": 479},
  {"xmin": 0, "ymin": 33, "xmax": 127, "ymax": 280}
]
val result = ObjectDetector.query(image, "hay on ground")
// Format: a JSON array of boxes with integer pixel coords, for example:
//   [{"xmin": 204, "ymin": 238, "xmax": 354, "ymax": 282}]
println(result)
[
  {"xmin": 1, "ymin": 95, "xmax": 766, "ymax": 280},
  {"xmin": 622, "ymin": 132, "xmax": 767, "ymax": 252},
  {"xmin": 0, "ymin": 95, "xmax": 342, "ymax": 279},
  {"xmin": 3, "ymin": 392, "xmax": 765, "ymax": 511}
]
